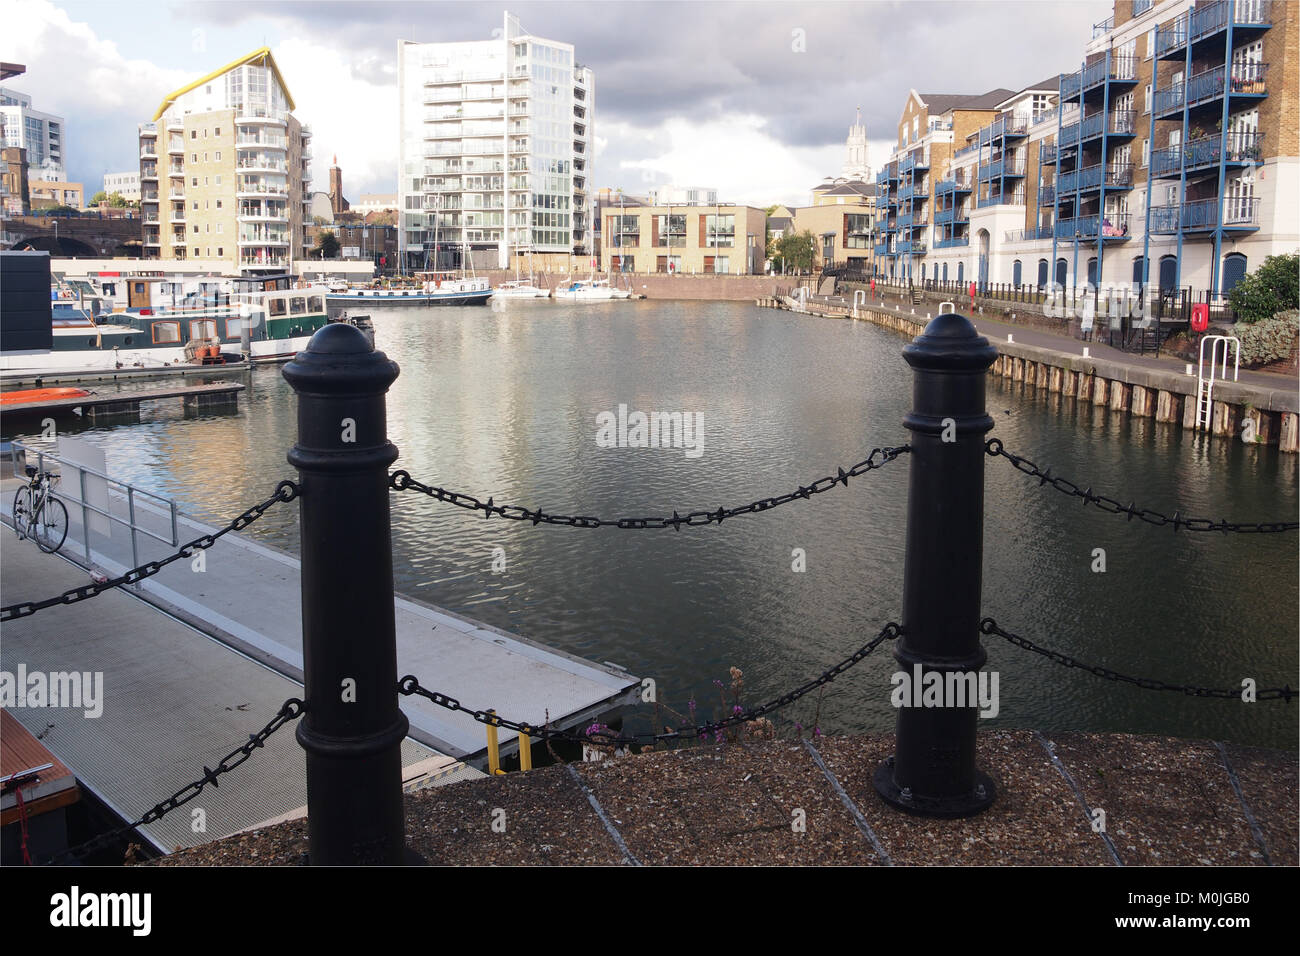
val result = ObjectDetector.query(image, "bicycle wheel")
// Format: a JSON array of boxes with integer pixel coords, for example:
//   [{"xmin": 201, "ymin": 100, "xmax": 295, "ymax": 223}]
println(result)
[
  {"xmin": 33, "ymin": 496, "xmax": 68, "ymax": 553},
  {"xmin": 11, "ymin": 486, "xmax": 33, "ymax": 541}
]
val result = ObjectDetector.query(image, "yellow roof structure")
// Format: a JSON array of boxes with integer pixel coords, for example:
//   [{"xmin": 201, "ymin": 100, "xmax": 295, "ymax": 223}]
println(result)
[{"xmin": 152, "ymin": 46, "xmax": 294, "ymax": 121}]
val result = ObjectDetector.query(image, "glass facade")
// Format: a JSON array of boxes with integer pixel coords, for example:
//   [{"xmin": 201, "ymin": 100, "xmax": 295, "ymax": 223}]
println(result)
[{"xmin": 398, "ymin": 21, "xmax": 591, "ymax": 267}]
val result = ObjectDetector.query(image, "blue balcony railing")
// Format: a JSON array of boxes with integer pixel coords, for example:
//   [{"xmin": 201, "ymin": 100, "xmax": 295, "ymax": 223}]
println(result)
[
  {"xmin": 1156, "ymin": 17, "xmax": 1188, "ymax": 58},
  {"xmin": 954, "ymin": 142, "xmax": 980, "ymax": 159},
  {"xmin": 1082, "ymin": 53, "xmax": 1137, "ymax": 91},
  {"xmin": 1061, "ymin": 71, "xmax": 1083, "ymax": 100},
  {"xmin": 1058, "ymin": 164, "xmax": 1103, "ymax": 193},
  {"xmin": 896, "ymin": 211, "xmax": 914, "ymax": 229},
  {"xmin": 1150, "ymin": 196, "xmax": 1260, "ymax": 233},
  {"xmin": 1038, "ymin": 184, "xmax": 1056, "ymax": 204},
  {"xmin": 899, "ymin": 154, "xmax": 916, "ymax": 176},
  {"xmin": 934, "ymin": 206, "xmax": 968, "ymax": 225},
  {"xmin": 1190, "ymin": 0, "xmax": 1271, "ymax": 44},
  {"xmin": 1055, "ymin": 215, "xmax": 1100, "ymax": 239},
  {"xmin": 1092, "ymin": 16, "xmax": 1114, "ymax": 39},
  {"xmin": 933, "ymin": 235, "xmax": 970, "ymax": 249},
  {"xmin": 1152, "ymin": 130, "xmax": 1265, "ymax": 178},
  {"xmin": 936, "ymin": 176, "xmax": 973, "ymax": 195},
  {"xmin": 897, "ymin": 239, "xmax": 927, "ymax": 255},
  {"xmin": 1004, "ymin": 224, "xmax": 1054, "ymax": 243},
  {"xmin": 1039, "ymin": 143, "xmax": 1058, "ymax": 165}
]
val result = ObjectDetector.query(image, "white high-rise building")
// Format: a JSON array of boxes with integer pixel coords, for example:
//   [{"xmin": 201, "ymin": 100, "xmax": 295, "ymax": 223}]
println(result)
[
  {"xmin": 0, "ymin": 87, "xmax": 65, "ymax": 180},
  {"xmin": 842, "ymin": 108, "xmax": 871, "ymax": 182},
  {"xmin": 397, "ymin": 11, "xmax": 594, "ymax": 271}
]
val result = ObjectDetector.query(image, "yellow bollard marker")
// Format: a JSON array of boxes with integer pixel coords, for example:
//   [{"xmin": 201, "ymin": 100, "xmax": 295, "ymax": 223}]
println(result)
[
  {"xmin": 486, "ymin": 710, "xmax": 504, "ymax": 775},
  {"xmin": 518, "ymin": 730, "xmax": 533, "ymax": 771}
]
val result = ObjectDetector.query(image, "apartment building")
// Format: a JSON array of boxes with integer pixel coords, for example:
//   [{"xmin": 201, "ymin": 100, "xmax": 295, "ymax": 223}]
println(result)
[
  {"xmin": 102, "ymin": 171, "xmax": 141, "ymax": 202},
  {"xmin": 601, "ymin": 203, "xmax": 767, "ymax": 275},
  {"xmin": 29, "ymin": 179, "xmax": 83, "ymax": 209},
  {"xmin": 138, "ymin": 47, "xmax": 312, "ymax": 274},
  {"xmin": 397, "ymin": 11, "xmax": 594, "ymax": 272},
  {"xmin": 0, "ymin": 87, "xmax": 65, "ymax": 181},
  {"xmin": 1, "ymin": 146, "xmax": 28, "ymax": 215},
  {"xmin": 881, "ymin": 0, "xmax": 1296, "ymax": 299},
  {"xmin": 874, "ymin": 87, "xmax": 1018, "ymax": 281}
]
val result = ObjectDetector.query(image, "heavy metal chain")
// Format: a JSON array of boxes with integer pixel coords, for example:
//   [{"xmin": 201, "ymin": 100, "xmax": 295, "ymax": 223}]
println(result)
[
  {"xmin": 389, "ymin": 446, "xmax": 909, "ymax": 530},
  {"xmin": 38, "ymin": 698, "xmax": 305, "ymax": 865},
  {"xmin": 1, "ymin": 480, "xmax": 301, "ymax": 622},
  {"xmin": 982, "ymin": 618, "xmax": 1296, "ymax": 702},
  {"xmin": 400, "ymin": 621, "xmax": 902, "ymax": 745},
  {"xmin": 986, "ymin": 439, "xmax": 1298, "ymax": 533}
]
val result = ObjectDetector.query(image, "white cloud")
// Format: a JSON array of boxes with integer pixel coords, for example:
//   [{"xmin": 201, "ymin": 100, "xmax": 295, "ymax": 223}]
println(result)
[
  {"xmin": 267, "ymin": 36, "xmax": 398, "ymax": 195},
  {"xmin": 600, "ymin": 114, "xmax": 845, "ymax": 208}
]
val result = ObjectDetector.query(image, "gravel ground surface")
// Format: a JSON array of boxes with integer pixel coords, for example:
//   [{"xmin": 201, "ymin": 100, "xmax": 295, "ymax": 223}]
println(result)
[{"xmin": 149, "ymin": 730, "xmax": 1296, "ymax": 867}]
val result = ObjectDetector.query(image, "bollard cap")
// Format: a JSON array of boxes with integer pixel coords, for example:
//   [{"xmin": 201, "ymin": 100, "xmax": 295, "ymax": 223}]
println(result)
[
  {"xmin": 283, "ymin": 323, "xmax": 399, "ymax": 396},
  {"xmin": 903, "ymin": 313, "xmax": 997, "ymax": 372}
]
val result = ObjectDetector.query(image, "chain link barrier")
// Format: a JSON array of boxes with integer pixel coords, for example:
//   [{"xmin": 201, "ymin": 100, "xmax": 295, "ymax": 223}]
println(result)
[
  {"xmin": 2, "ymin": 480, "xmax": 301, "ymax": 622},
  {"xmin": 982, "ymin": 618, "xmax": 1296, "ymax": 702},
  {"xmin": 37, "ymin": 698, "xmax": 305, "ymax": 865},
  {"xmin": 388, "ymin": 446, "xmax": 909, "ymax": 530},
  {"xmin": 986, "ymin": 439, "xmax": 1298, "ymax": 533},
  {"xmin": 400, "ymin": 621, "xmax": 901, "ymax": 746}
]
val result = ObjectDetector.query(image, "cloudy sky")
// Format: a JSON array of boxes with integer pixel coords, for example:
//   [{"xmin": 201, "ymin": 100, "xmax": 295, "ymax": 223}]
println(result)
[{"xmin": 6, "ymin": 0, "xmax": 1109, "ymax": 207}]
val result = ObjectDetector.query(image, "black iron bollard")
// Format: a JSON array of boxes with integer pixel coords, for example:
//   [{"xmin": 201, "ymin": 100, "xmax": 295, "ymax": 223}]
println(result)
[
  {"xmin": 283, "ymin": 323, "xmax": 414, "ymax": 864},
  {"xmin": 874, "ymin": 312, "xmax": 998, "ymax": 817}
]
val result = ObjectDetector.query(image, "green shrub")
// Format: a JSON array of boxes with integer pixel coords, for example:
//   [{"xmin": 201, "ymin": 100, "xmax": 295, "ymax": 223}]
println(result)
[
  {"xmin": 1231, "ymin": 309, "xmax": 1299, "ymax": 366},
  {"xmin": 1228, "ymin": 253, "xmax": 1299, "ymax": 324}
]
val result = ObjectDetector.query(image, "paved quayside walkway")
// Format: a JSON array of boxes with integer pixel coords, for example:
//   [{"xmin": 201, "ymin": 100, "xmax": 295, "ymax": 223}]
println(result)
[
  {"xmin": 0, "ymin": 473, "xmax": 640, "ymax": 764},
  {"xmin": 155, "ymin": 731, "xmax": 1297, "ymax": 865},
  {"xmin": 0, "ymin": 526, "xmax": 474, "ymax": 855}
]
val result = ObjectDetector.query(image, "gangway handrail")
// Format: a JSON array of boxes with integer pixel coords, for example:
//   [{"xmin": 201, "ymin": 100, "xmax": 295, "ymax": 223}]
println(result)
[
  {"xmin": 9, "ymin": 439, "xmax": 180, "ymax": 570},
  {"xmin": 1196, "ymin": 334, "xmax": 1241, "ymax": 429}
]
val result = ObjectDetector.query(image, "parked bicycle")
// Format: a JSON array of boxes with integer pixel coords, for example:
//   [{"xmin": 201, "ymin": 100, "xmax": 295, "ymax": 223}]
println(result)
[{"xmin": 12, "ymin": 465, "xmax": 69, "ymax": 554}]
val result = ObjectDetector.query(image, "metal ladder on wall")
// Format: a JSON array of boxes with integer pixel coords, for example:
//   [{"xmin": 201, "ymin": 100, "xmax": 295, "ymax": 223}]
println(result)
[{"xmin": 1195, "ymin": 335, "xmax": 1241, "ymax": 430}]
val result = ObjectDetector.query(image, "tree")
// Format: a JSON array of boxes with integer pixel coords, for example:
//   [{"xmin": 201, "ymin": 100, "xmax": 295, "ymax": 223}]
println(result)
[
  {"xmin": 90, "ymin": 190, "xmax": 108, "ymax": 205},
  {"xmin": 1228, "ymin": 253, "xmax": 1300, "ymax": 324},
  {"xmin": 775, "ymin": 229, "xmax": 816, "ymax": 274},
  {"xmin": 315, "ymin": 229, "xmax": 340, "ymax": 259},
  {"xmin": 107, "ymin": 192, "xmax": 129, "ymax": 208}
]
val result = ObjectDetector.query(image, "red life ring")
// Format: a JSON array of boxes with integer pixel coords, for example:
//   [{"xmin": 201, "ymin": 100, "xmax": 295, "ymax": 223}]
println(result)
[{"xmin": 1190, "ymin": 303, "xmax": 1209, "ymax": 333}]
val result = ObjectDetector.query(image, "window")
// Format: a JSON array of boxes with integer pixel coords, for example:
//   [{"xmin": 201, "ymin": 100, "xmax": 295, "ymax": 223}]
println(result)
[
  {"xmin": 215, "ymin": 128, "xmax": 220, "ymax": 136},
  {"xmin": 215, "ymin": 151, "xmax": 221, "ymax": 161},
  {"xmin": 1144, "ymin": 84, "xmax": 1151, "ymax": 113},
  {"xmin": 1012, "ymin": 259, "xmax": 1023, "ymax": 285},
  {"xmin": 151, "ymin": 321, "xmax": 181, "ymax": 343},
  {"xmin": 190, "ymin": 319, "xmax": 217, "ymax": 340},
  {"xmin": 192, "ymin": 177, "xmax": 198, "ymax": 186},
  {"xmin": 216, "ymin": 200, "xmax": 222, "ymax": 209},
  {"xmin": 205, "ymin": 84, "xmax": 211, "ymax": 94},
  {"xmin": 715, "ymin": 256, "xmax": 729, "ymax": 274},
  {"xmin": 216, "ymin": 223, "xmax": 223, "ymax": 234},
  {"xmin": 655, "ymin": 214, "xmax": 686, "ymax": 247},
  {"xmin": 225, "ymin": 317, "xmax": 245, "ymax": 338},
  {"xmin": 289, "ymin": 296, "xmax": 307, "ymax": 315},
  {"xmin": 191, "ymin": 130, "xmax": 197, "ymax": 139},
  {"xmin": 308, "ymin": 296, "xmax": 324, "ymax": 312},
  {"xmin": 217, "ymin": 247, "xmax": 223, "ymax": 257},
  {"xmin": 193, "ymin": 201, "xmax": 198, "ymax": 210},
  {"xmin": 1141, "ymin": 138, "xmax": 1149, "ymax": 167},
  {"xmin": 706, "ymin": 214, "xmax": 735, "ymax": 247},
  {"xmin": 269, "ymin": 297, "xmax": 287, "ymax": 317},
  {"xmin": 193, "ymin": 225, "xmax": 198, "ymax": 233},
  {"xmin": 1222, "ymin": 253, "xmax": 1248, "ymax": 293},
  {"xmin": 204, "ymin": 152, "xmax": 208, "ymax": 162}
]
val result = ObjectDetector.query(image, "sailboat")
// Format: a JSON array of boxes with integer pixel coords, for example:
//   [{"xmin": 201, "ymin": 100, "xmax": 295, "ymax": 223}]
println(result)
[{"xmin": 494, "ymin": 249, "xmax": 549, "ymax": 298}]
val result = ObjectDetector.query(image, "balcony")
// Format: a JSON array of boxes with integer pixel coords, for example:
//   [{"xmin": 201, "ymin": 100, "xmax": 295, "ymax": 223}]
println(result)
[
  {"xmin": 897, "ymin": 240, "xmax": 926, "ymax": 255},
  {"xmin": 1055, "ymin": 215, "xmax": 1100, "ymax": 239},
  {"xmin": 1058, "ymin": 164, "xmax": 1103, "ymax": 193},
  {"xmin": 1105, "ymin": 162, "xmax": 1135, "ymax": 189},
  {"xmin": 1157, "ymin": 1, "xmax": 1270, "ymax": 60},
  {"xmin": 989, "ymin": 114, "xmax": 1030, "ymax": 141},
  {"xmin": 236, "ymin": 183, "xmax": 290, "ymax": 198},
  {"xmin": 935, "ymin": 175, "xmax": 973, "ymax": 195},
  {"xmin": 953, "ymin": 142, "xmax": 980, "ymax": 159},
  {"xmin": 236, "ymin": 134, "xmax": 287, "ymax": 149},
  {"xmin": 1039, "ymin": 143, "xmax": 1058, "ymax": 165},
  {"xmin": 896, "ymin": 211, "xmax": 914, "ymax": 229},
  {"xmin": 1092, "ymin": 16, "xmax": 1114, "ymax": 39},
  {"xmin": 141, "ymin": 166, "xmax": 158, "ymax": 180},
  {"xmin": 1004, "ymin": 225, "xmax": 1055, "ymax": 242},
  {"xmin": 978, "ymin": 157, "xmax": 1027, "ymax": 180},
  {"xmin": 874, "ymin": 242, "xmax": 892, "ymax": 256},
  {"xmin": 237, "ymin": 159, "xmax": 289, "ymax": 173},
  {"xmin": 1149, "ymin": 196, "xmax": 1260, "ymax": 233},
  {"xmin": 1038, "ymin": 184, "xmax": 1056, "ymax": 204},
  {"xmin": 933, "ymin": 235, "xmax": 970, "ymax": 249},
  {"xmin": 140, "ymin": 144, "xmax": 156, "ymax": 158},
  {"xmin": 240, "ymin": 256, "xmax": 289, "ymax": 269},
  {"xmin": 1156, "ymin": 62, "xmax": 1269, "ymax": 119},
  {"xmin": 235, "ymin": 108, "xmax": 288, "ymax": 125},
  {"xmin": 1151, "ymin": 130, "xmax": 1264, "ymax": 178},
  {"xmin": 934, "ymin": 205, "xmax": 969, "ymax": 225}
]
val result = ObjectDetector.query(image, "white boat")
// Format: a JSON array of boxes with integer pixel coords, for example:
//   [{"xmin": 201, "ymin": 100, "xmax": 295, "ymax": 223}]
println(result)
[
  {"xmin": 493, "ymin": 279, "xmax": 550, "ymax": 298},
  {"xmin": 327, "ymin": 272, "xmax": 492, "ymax": 306},
  {"xmin": 553, "ymin": 278, "xmax": 633, "ymax": 301}
]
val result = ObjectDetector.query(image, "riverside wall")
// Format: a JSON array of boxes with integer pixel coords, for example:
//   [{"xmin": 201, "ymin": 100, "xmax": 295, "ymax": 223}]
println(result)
[{"xmin": 755, "ymin": 295, "xmax": 1300, "ymax": 453}]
